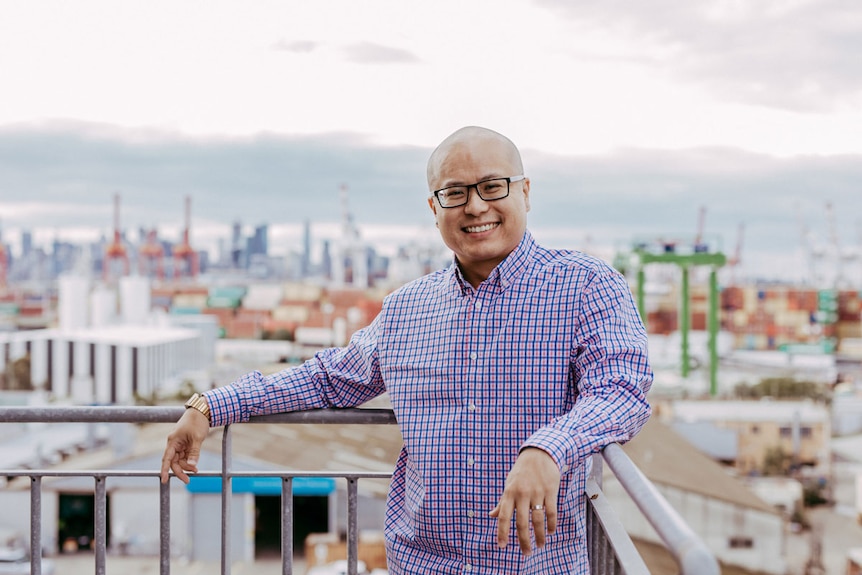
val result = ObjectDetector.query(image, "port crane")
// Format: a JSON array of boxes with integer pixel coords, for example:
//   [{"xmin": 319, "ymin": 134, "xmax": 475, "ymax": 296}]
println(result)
[
  {"xmin": 172, "ymin": 195, "xmax": 198, "ymax": 279},
  {"xmin": 103, "ymin": 192, "xmax": 130, "ymax": 281},
  {"xmin": 138, "ymin": 228, "xmax": 165, "ymax": 280}
]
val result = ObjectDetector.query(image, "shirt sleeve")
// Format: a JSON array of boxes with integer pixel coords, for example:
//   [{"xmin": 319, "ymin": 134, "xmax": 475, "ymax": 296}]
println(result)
[
  {"xmin": 521, "ymin": 269, "xmax": 653, "ymax": 474},
  {"xmin": 204, "ymin": 314, "xmax": 386, "ymax": 427}
]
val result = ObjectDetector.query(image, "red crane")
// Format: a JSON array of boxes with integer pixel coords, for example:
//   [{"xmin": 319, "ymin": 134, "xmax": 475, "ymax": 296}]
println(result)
[
  {"xmin": 103, "ymin": 192, "xmax": 130, "ymax": 281},
  {"xmin": 0, "ymin": 242, "xmax": 7, "ymax": 289},
  {"xmin": 727, "ymin": 222, "xmax": 745, "ymax": 285},
  {"xmin": 138, "ymin": 228, "xmax": 165, "ymax": 280},
  {"xmin": 172, "ymin": 195, "xmax": 198, "ymax": 279}
]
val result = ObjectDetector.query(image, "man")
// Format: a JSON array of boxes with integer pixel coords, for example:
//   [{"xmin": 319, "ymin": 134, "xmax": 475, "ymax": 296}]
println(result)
[{"xmin": 161, "ymin": 126, "xmax": 652, "ymax": 574}]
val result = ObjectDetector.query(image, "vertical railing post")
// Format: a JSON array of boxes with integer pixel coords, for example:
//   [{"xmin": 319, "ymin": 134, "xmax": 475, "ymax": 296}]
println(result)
[
  {"xmin": 590, "ymin": 453, "xmax": 603, "ymax": 490},
  {"xmin": 347, "ymin": 476, "xmax": 359, "ymax": 575},
  {"xmin": 30, "ymin": 476, "xmax": 43, "ymax": 575},
  {"xmin": 282, "ymin": 477, "xmax": 294, "ymax": 575},
  {"xmin": 160, "ymin": 479, "xmax": 171, "ymax": 575},
  {"xmin": 95, "ymin": 475, "xmax": 107, "ymax": 575},
  {"xmin": 221, "ymin": 425, "xmax": 232, "ymax": 575}
]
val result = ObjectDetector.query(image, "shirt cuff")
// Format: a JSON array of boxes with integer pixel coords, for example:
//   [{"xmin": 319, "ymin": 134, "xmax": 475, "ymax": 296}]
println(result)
[
  {"xmin": 521, "ymin": 427, "xmax": 578, "ymax": 475},
  {"xmin": 203, "ymin": 385, "xmax": 244, "ymax": 428}
]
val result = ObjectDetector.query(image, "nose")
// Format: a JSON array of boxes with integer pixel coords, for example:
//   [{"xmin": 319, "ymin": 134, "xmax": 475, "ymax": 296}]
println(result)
[{"xmin": 463, "ymin": 185, "xmax": 490, "ymax": 215}]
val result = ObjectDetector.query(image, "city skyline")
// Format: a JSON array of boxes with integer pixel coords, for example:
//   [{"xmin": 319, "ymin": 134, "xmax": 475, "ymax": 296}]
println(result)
[
  {"xmin": 1, "ymin": 125, "xmax": 861, "ymax": 285},
  {"xmin": 2, "ymin": 1, "xmax": 862, "ymax": 284}
]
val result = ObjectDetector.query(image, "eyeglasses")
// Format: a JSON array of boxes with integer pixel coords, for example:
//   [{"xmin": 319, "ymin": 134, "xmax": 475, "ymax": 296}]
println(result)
[{"xmin": 432, "ymin": 175, "xmax": 526, "ymax": 208}]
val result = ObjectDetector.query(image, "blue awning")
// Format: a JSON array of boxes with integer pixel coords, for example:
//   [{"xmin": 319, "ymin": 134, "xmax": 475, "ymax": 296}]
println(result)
[{"xmin": 187, "ymin": 476, "xmax": 335, "ymax": 495}]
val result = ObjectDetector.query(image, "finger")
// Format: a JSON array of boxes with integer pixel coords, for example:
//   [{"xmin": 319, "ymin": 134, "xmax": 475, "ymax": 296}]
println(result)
[
  {"xmin": 492, "ymin": 501, "xmax": 513, "ymax": 548},
  {"xmin": 515, "ymin": 498, "xmax": 532, "ymax": 554},
  {"xmin": 532, "ymin": 505, "xmax": 547, "ymax": 548},
  {"xmin": 187, "ymin": 444, "xmax": 201, "ymax": 467},
  {"xmin": 545, "ymin": 499, "xmax": 558, "ymax": 535},
  {"xmin": 160, "ymin": 445, "xmax": 177, "ymax": 483},
  {"xmin": 171, "ymin": 458, "xmax": 192, "ymax": 484}
]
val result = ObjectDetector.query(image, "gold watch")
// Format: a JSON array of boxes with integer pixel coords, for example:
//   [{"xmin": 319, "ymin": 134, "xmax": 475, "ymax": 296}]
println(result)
[{"xmin": 184, "ymin": 392, "xmax": 211, "ymax": 421}]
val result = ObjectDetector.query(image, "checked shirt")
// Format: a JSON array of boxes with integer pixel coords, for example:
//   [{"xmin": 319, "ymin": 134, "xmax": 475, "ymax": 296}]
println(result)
[{"xmin": 205, "ymin": 230, "xmax": 653, "ymax": 575}]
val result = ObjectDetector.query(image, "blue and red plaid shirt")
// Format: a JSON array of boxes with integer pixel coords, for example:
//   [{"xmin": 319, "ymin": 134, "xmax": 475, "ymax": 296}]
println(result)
[{"xmin": 206, "ymin": 231, "xmax": 653, "ymax": 575}]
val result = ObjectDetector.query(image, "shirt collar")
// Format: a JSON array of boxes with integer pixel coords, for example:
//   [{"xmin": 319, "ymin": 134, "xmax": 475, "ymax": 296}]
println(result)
[{"xmin": 447, "ymin": 230, "xmax": 536, "ymax": 295}]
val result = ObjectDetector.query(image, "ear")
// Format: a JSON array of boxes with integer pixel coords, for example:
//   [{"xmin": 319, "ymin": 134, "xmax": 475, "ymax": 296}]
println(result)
[
  {"xmin": 522, "ymin": 177, "xmax": 531, "ymax": 212},
  {"xmin": 427, "ymin": 196, "xmax": 438, "ymax": 218}
]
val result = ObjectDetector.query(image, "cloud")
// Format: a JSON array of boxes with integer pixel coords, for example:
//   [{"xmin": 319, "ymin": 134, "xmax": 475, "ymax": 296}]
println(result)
[
  {"xmin": 1, "ymin": 121, "xmax": 860, "ymax": 283},
  {"xmin": 534, "ymin": 0, "xmax": 862, "ymax": 112},
  {"xmin": 272, "ymin": 40, "xmax": 318, "ymax": 53},
  {"xmin": 342, "ymin": 42, "xmax": 421, "ymax": 64}
]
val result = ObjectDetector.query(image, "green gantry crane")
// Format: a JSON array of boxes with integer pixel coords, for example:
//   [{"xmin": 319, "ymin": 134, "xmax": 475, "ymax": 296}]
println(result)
[{"xmin": 628, "ymin": 243, "xmax": 726, "ymax": 397}]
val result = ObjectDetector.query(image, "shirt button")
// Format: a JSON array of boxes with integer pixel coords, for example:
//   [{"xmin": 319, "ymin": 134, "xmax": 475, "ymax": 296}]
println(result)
[
  {"xmin": 464, "ymin": 564, "xmax": 472, "ymax": 572},
  {"xmin": 475, "ymin": 301, "xmax": 482, "ymax": 310},
  {"xmin": 467, "ymin": 457, "xmax": 475, "ymax": 466},
  {"xmin": 467, "ymin": 510, "xmax": 475, "ymax": 518},
  {"xmin": 469, "ymin": 352, "xmax": 477, "ymax": 360},
  {"xmin": 468, "ymin": 403, "xmax": 477, "ymax": 412},
  {"xmin": 561, "ymin": 464, "xmax": 570, "ymax": 472}
]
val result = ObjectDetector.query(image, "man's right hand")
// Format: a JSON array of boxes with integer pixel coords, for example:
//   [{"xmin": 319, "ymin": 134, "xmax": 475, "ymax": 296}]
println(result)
[{"xmin": 160, "ymin": 407, "xmax": 210, "ymax": 484}]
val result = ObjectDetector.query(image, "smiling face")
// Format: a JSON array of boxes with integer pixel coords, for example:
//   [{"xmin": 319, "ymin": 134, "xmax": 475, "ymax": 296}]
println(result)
[{"xmin": 427, "ymin": 127, "xmax": 530, "ymax": 287}]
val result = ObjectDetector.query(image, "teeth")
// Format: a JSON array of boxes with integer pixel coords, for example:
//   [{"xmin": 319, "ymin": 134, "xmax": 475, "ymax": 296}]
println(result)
[{"xmin": 465, "ymin": 223, "xmax": 497, "ymax": 233}]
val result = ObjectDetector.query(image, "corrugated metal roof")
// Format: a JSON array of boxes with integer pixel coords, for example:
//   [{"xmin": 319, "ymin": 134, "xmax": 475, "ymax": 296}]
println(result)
[{"xmin": 622, "ymin": 417, "xmax": 778, "ymax": 514}]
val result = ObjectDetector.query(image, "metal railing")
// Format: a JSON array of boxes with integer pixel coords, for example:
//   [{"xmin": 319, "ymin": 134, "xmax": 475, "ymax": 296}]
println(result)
[{"xmin": 0, "ymin": 406, "xmax": 719, "ymax": 575}]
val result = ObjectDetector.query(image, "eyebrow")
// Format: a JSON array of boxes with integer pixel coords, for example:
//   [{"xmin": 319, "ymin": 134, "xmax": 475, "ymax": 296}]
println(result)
[{"xmin": 438, "ymin": 174, "xmax": 505, "ymax": 188}]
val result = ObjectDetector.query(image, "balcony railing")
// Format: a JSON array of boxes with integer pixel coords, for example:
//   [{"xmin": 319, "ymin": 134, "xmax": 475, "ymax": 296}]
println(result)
[{"xmin": 1, "ymin": 406, "xmax": 719, "ymax": 575}]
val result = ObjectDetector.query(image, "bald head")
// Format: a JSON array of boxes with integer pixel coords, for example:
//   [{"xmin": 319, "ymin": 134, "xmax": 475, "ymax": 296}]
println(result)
[{"xmin": 426, "ymin": 126, "xmax": 524, "ymax": 189}]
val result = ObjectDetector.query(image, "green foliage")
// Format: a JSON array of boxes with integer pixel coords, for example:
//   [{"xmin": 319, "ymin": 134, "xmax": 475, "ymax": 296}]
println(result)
[
  {"xmin": 3, "ymin": 354, "xmax": 33, "ymax": 391},
  {"xmin": 734, "ymin": 377, "xmax": 828, "ymax": 401},
  {"xmin": 261, "ymin": 329, "xmax": 294, "ymax": 341},
  {"xmin": 761, "ymin": 445, "xmax": 790, "ymax": 476}
]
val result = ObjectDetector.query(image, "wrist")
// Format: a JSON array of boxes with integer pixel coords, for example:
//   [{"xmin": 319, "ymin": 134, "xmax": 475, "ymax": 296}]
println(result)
[{"xmin": 184, "ymin": 392, "xmax": 211, "ymax": 422}]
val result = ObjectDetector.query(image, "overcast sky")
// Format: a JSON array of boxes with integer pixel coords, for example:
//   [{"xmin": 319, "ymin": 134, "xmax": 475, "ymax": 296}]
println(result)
[{"xmin": 1, "ymin": 0, "xmax": 861, "ymax": 284}]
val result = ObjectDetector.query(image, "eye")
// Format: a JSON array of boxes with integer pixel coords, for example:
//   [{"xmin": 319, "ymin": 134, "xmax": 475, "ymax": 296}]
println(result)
[{"xmin": 442, "ymin": 188, "xmax": 467, "ymax": 200}]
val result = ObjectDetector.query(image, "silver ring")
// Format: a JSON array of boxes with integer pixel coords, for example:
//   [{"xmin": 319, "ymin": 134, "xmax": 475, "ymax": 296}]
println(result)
[{"xmin": 532, "ymin": 504, "xmax": 544, "ymax": 511}]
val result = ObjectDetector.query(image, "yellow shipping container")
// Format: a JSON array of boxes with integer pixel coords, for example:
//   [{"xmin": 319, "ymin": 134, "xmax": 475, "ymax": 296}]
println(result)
[
  {"xmin": 272, "ymin": 305, "xmax": 310, "ymax": 323},
  {"xmin": 282, "ymin": 282, "xmax": 323, "ymax": 302},
  {"xmin": 173, "ymin": 294, "xmax": 209, "ymax": 309}
]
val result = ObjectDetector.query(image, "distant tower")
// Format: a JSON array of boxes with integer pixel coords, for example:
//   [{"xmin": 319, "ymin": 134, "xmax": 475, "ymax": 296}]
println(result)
[
  {"xmin": 336, "ymin": 184, "xmax": 367, "ymax": 287},
  {"xmin": 139, "ymin": 227, "xmax": 165, "ymax": 280},
  {"xmin": 0, "ymin": 222, "xmax": 8, "ymax": 288},
  {"xmin": 103, "ymin": 192, "xmax": 130, "ymax": 282},
  {"xmin": 231, "ymin": 220, "xmax": 243, "ymax": 269},
  {"xmin": 301, "ymin": 219, "xmax": 312, "ymax": 277},
  {"xmin": 172, "ymin": 195, "xmax": 198, "ymax": 279},
  {"xmin": 248, "ymin": 224, "xmax": 268, "ymax": 258},
  {"xmin": 21, "ymin": 229, "xmax": 33, "ymax": 257},
  {"xmin": 321, "ymin": 240, "xmax": 332, "ymax": 280}
]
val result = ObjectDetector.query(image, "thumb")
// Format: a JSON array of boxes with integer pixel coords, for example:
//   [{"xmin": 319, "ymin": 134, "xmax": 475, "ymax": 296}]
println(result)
[
  {"xmin": 488, "ymin": 505, "xmax": 500, "ymax": 518},
  {"xmin": 187, "ymin": 444, "xmax": 201, "ymax": 467}
]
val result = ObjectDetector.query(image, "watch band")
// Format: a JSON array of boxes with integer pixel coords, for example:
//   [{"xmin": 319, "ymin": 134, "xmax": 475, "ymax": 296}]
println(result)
[{"xmin": 184, "ymin": 392, "xmax": 211, "ymax": 421}]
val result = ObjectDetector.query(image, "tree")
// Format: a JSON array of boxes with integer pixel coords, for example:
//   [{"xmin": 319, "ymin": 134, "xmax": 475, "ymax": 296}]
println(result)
[{"xmin": 8, "ymin": 354, "xmax": 32, "ymax": 391}]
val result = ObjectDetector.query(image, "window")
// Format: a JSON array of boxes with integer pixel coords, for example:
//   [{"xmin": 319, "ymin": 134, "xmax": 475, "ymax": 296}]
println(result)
[{"xmin": 729, "ymin": 536, "xmax": 754, "ymax": 549}]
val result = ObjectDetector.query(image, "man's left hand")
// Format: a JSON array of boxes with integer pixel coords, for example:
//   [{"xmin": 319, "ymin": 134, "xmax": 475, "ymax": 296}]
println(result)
[{"xmin": 489, "ymin": 447, "xmax": 561, "ymax": 554}]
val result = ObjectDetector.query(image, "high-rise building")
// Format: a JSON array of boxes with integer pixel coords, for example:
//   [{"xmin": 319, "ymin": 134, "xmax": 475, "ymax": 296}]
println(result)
[
  {"xmin": 21, "ymin": 230, "xmax": 33, "ymax": 257},
  {"xmin": 302, "ymin": 219, "xmax": 311, "ymax": 277},
  {"xmin": 247, "ymin": 224, "xmax": 268, "ymax": 259}
]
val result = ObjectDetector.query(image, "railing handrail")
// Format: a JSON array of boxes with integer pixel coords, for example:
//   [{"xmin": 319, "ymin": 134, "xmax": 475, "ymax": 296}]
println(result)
[
  {"xmin": 0, "ymin": 405, "xmax": 397, "ymax": 425},
  {"xmin": 602, "ymin": 443, "xmax": 721, "ymax": 575},
  {"xmin": 1, "ymin": 406, "xmax": 719, "ymax": 575}
]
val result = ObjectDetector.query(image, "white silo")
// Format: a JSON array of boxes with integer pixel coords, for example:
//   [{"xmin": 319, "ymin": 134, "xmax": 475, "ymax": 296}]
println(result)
[
  {"xmin": 120, "ymin": 275, "xmax": 151, "ymax": 325},
  {"xmin": 58, "ymin": 275, "xmax": 90, "ymax": 331},
  {"xmin": 90, "ymin": 286, "xmax": 117, "ymax": 327}
]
